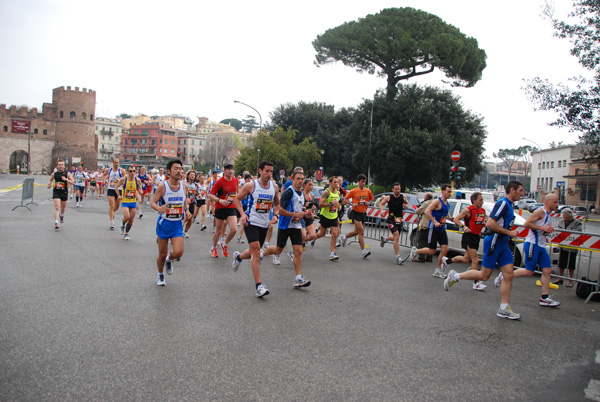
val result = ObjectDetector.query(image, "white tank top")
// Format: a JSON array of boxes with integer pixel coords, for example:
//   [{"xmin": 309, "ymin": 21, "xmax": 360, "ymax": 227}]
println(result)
[
  {"xmin": 196, "ymin": 184, "xmax": 207, "ymax": 200},
  {"xmin": 159, "ymin": 180, "xmax": 186, "ymax": 222},
  {"xmin": 154, "ymin": 174, "xmax": 166, "ymax": 189},
  {"xmin": 525, "ymin": 210, "xmax": 551, "ymax": 247},
  {"xmin": 107, "ymin": 168, "xmax": 122, "ymax": 190},
  {"xmin": 246, "ymin": 179, "xmax": 276, "ymax": 228},
  {"xmin": 74, "ymin": 171, "xmax": 87, "ymax": 186}
]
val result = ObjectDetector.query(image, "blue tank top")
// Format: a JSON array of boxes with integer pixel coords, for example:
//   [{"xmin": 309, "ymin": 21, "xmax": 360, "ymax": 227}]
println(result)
[{"xmin": 429, "ymin": 198, "xmax": 450, "ymax": 231}]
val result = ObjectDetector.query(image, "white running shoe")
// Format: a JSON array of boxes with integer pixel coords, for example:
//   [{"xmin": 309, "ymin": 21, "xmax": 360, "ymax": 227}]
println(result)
[
  {"xmin": 329, "ymin": 253, "xmax": 339, "ymax": 261},
  {"xmin": 123, "ymin": 233, "xmax": 130, "ymax": 241},
  {"xmin": 120, "ymin": 225, "xmax": 125, "ymax": 235},
  {"xmin": 539, "ymin": 296, "xmax": 560, "ymax": 307},
  {"xmin": 396, "ymin": 255, "xmax": 404, "ymax": 265},
  {"xmin": 165, "ymin": 259, "xmax": 173, "ymax": 275},
  {"xmin": 362, "ymin": 249, "xmax": 371, "ymax": 259},
  {"xmin": 494, "ymin": 272, "xmax": 504, "ymax": 287},
  {"xmin": 255, "ymin": 284, "xmax": 270, "ymax": 298},
  {"xmin": 287, "ymin": 249, "xmax": 295, "ymax": 262},
  {"xmin": 497, "ymin": 306, "xmax": 520, "ymax": 320},
  {"xmin": 380, "ymin": 236, "xmax": 386, "ymax": 248},
  {"xmin": 236, "ymin": 237, "xmax": 245, "ymax": 243},
  {"xmin": 473, "ymin": 281, "xmax": 487, "ymax": 291},
  {"xmin": 232, "ymin": 251, "xmax": 241, "ymax": 272},
  {"xmin": 157, "ymin": 273, "xmax": 166, "ymax": 286},
  {"xmin": 272, "ymin": 254, "xmax": 281, "ymax": 265},
  {"xmin": 340, "ymin": 235, "xmax": 347, "ymax": 247},
  {"xmin": 433, "ymin": 270, "xmax": 447, "ymax": 279},
  {"xmin": 441, "ymin": 256, "xmax": 449, "ymax": 270},
  {"xmin": 444, "ymin": 270, "xmax": 458, "ymax": 291},
  {"xmin": 184, "ymin": 231, "xmax": 189, "ymax": 238},
  {"xmin": 294, "ymin": 276, "xmax": 311, "ymax": 288},
  {"xmin": 409, "ymin": 246, "xmax": 418, "ymax": 261}
]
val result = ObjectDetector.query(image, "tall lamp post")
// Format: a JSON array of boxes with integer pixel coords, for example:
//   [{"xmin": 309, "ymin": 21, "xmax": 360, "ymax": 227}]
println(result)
[
  {"xmin": 233, "ymin": 100, "xmax": 262, "ymax": 131},
  {"xmin": 522, "ymin": 137, "xmax": 546, "ymax": 200}
]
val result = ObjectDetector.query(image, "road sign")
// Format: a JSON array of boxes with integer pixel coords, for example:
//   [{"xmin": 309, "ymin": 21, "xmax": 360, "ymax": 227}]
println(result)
[
  {"xmin": 451, "ymin": 151, "xmax": 461, "ymax": 162},
  {"xmin": 280, "ymin": 169, "xmax": 285, "ymax": 176},
  {"xmin": 315, "ymin": 170, "xmax": 322, "ymax": 181},
  {"xmin": 557, "ymin": 181, "xmax": 565, "ymax": 188}
]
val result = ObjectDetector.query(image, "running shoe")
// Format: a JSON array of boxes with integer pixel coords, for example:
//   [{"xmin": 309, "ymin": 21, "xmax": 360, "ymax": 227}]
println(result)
[
  {"xmin": 473, "ymin": 281, "xmax": 487, "ymax": 291},
  {"xmin": 409, "ymin": 246, "xmax": 418, "ymax": 261},
  {"xmin": 441, "ymin": 256, "xmax": 449, "ymax": 271},
  {"xmin": 237, "ymin": 237, "xmax": 245, "ymax": 243},
  {"xmin": 54, "ymin": 222, "xmax": 59, "ymax": 230},
  {"xmin": 59, "ymin": 214, "xmax": 64, "ymax": 224},
  {"xmin": 212, "ymin": 226, "xmax": 216, "ymax": 233},
  {"xmin": 287, "ymin": 249, "xmax": 294, "ymax": 262},
  {"xmin": 219, "ymin": 239, "xmax": 226, "ymax": 250},
  {"xmin": 396, "ymin": 255, "xmax": 404, "ymax": 265},
  {"xmin": 310, "ymin": 239, "xmax": 316, "ymax": 249},
  {"xmin": 165, "ymin": 259, "xmax": 173, "ymax": 275},
  {"xmin": 380, "ymin": 236, "xmax": 386, "ymax": 248},
  {"xmin": 302, "ymin": 244, "xmax": 306, "ymax": 251},
  {"xmin": 432, "ymin": 270, "xmax": 447, "ymax": 279},
  {"xmin": 496, "ymin": 306, "xmax": 520, "ymax": 320},
  {"xmin": 256, "ymin": 284, "xmax": 270, "ymax": 298},
  {"xmin": 200, "ymin": 225, "xmax": 207, "ymax": 231},
  {"xmin": 444, "ymin": 270, "xmax": 458, "ymax": 291},
  {"xmin": 120, "ymin": 225, "xmax": 125, "ymax": 235},
  {"xmin": 110, "ymin": 222, "xmax": 115, "ymax": 230},
  {"xmin": 340, "ymin": 235, "xmax": 347, "ymax": 247},
  {"xmin": 362, "ymin": 249, "xmax": 371, "ymax": 259},
  {"xmin": 539, "ymin": 296, "xmax": 560, "ymax": 307},
  {"xmin": 259, "ymin": 249, "xmax": 264, "ymax": 261},
  {"xmin": 336, "ymin": 239, "xmax": 341, "ymax": 248},
  {"xmin": 272, "ymin": 254, "xmax": 281, "ymax": 265},
  {"xmin": 222, "ymin": 245, "xmax": 229, "ymax": 257},
  {"xmin": 232, "ymin": 251, "xmax": 241, "ymax": 272},
  {"xmin": 294, "ymin": 276, "xmax": 311, "ymax": 288},
  {"xmin": 262, "ymin": 242, "xmax": 270, "ymax": 251},
  {"xmin": 330, "ymin": 253, "xmax": 339, "ymax": 261},
  {"xmin": 494, "ymin": 272, "xmax": 504, "ymax": 287},
  {"xmin": 139, "ymin": 213, "xmax": 143, "ymax": 219},
  {"xmin": 210, "ymin": 247, "xmax": 219, "ymax": 258},
  {"xmin": 184, "ymin": 232, "xmax": 189, "ymax": 238},
  {"xmin": 157, "ymin": 273, "xmax": 166, "ymax": 286},
  {"xmin": 123, "ymin": 233, "xmax": 130, "ymax": 241}
]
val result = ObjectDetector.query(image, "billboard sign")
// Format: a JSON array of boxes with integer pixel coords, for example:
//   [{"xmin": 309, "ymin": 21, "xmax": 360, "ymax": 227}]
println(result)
[{"xmin": 12, "ymin": 120, "xmax": 30, "ymax": 133}]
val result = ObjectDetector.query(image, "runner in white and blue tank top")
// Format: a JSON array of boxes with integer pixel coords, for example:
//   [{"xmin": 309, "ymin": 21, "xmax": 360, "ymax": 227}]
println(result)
[{"xmin": 103, "ymin": 158, "xmax": 125, "ymax": 230}]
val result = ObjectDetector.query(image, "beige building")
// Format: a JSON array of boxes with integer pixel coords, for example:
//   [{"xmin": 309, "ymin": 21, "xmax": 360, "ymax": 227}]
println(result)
[
  {"xmin": 95, "ymin": 117, "xmax": 123, "ymax": 167},
  {"xmin": 121, "ymin": 115, "xmax": 151, "ymax": 130},
  {"xmin": 196, "ymin": 117, "xmax": 254, "ymax": 169},
  {"xmin": 177, "ymin": 132, "xmax": 207, "ymax": 169}
]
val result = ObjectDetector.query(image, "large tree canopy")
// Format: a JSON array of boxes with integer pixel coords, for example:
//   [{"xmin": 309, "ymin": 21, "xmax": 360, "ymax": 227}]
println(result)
[
  {"xmin": 313, "ymin": 7, "xmax": 487, "ymax": 99},
  {"xmin": 526, "ymin": 1, "xmax": 600, "ymax": 160}
]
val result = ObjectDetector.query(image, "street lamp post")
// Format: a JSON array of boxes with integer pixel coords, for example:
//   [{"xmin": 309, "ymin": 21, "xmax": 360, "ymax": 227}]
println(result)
[
  {"xmin": 522, "ymin": 137, "xmax": 546, "ymax": 200},
  {"xmin": 233, "ymin": 100, "xmax": 262, "ymax": 131}
]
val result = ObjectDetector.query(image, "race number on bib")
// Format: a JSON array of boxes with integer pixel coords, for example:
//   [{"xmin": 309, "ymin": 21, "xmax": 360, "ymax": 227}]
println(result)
[
  {"xmin": 256, "ymin": 197, "xmax": 272, "ymax": 213},
  {"xmin": 166, "ymin": 205, "xmax": 183, "ymax": 219}
]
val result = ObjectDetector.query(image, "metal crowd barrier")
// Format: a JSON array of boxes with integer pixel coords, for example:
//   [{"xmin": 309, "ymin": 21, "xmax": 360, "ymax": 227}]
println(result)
[{"xmin": 342, "ymin": 205, "xmax": 600, "ymax": 303}]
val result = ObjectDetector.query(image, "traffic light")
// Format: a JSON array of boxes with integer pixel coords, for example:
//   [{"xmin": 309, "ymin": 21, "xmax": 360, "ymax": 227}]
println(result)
[
  {"xmin": 455, "ymin": 167, "xmax": 466, "ymax": 180},
  {"xmin": 449, "ymin": 166, "xmax": 458, "ymax": 181}
]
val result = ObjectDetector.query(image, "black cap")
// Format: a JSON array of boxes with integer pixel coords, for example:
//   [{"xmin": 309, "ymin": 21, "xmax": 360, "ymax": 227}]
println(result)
[{"xmin": 224, "ymin": 163, "xmax": 234, "ymax": 170}]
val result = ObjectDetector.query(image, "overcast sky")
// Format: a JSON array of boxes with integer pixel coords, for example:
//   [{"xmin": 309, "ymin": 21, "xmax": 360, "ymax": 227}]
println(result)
[{"xmin": 0, "ymin": 0, "xmax": 589, "ymax": 159}]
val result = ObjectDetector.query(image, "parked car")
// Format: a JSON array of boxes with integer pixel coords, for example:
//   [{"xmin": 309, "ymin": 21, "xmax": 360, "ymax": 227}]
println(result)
[
  {"xmin": 365, "ymin": 193, "xmax": 424, "ymax": 229},
  {"xmin": 410, "ymin": 199, "xmax": 559, "ymax": 268},
  {"xmin": 573, "ymin": 206, "xmax": 588, "ymax": 216},
  {"xmin": 514, "ymin": 199, "xmax": 536, "ymax": 210},
  {"xmin": 527, "ymin": 202, "xmax": 544, "ymax": 213}
]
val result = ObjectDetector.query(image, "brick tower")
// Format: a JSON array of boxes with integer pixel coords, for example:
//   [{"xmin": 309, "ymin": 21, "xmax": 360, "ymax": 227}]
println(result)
[{"xmin": 52, "ymin": 86, "xmax": 97, "ymax": 168}]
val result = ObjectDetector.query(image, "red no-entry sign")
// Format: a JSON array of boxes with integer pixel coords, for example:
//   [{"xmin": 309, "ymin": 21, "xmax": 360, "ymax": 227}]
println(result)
[{"xmin": 451, "ymin": 151, "xmax": 461, "ymax": 162}]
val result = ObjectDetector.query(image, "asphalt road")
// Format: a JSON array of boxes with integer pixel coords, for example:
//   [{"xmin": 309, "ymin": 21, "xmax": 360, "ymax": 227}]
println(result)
[{"xmin": 1, "ymin": 175, "xmax": 600, "ymax": 401}]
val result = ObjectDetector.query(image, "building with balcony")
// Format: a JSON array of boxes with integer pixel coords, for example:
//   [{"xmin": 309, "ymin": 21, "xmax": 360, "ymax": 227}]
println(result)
[
  {"xmin": 120, "ymin": 122, "xmax": 178, "ymax": 167},
  {"xmin": 177, "ymin": 132, "xmax": 207, "ymax": 168},
  {"xmin": 95, "ymin": 117, "xmax": 122, "ymax": 167}
]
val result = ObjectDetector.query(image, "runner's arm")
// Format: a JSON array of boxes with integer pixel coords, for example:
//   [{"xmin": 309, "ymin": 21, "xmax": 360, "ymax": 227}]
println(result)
[{"xmin": 453, "ymin": 208, "xmax": 471, "ymax": 232}]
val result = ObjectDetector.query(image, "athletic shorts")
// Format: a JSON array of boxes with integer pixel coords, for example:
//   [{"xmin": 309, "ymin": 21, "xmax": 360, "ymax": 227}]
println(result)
[
  {"xmin": 122, "ymin": 202, "xmax": 137, "ymax": 209},
  {"xmin": 196, "ymin": 199, "xmax": 206, "ymax": 207},
  {"xmin": 244, "ymin": 224, "xmax": 268, "ymax": 246},
  {"xmin": 482, "ymin": 236, "xmax": 514, "ymax": 269},
  {"xmin": 320, "ymin": 216, "xmax": 338, "ymax": 228},
  {"xmin": 156, "ymin": 218, "xmax": 184, "ymax": 240},
  {"xmin": 351, "ymin": 211, "xmax": 367, "ymax": 223},
  {"xmin": 188, "ymin": 203, "xmax": 195, "ymax": 214},
  {"xmin": 387, "ymin": 216, "xmax": 403, "ymax": 234},
  {"xmin": 427, "ymin": 229, "xmax": 448, "ymax": 249},
  {"xmin": 143, "ymin": 187, "xmax": 152, "ymax": 195},
  {"xmin": 276, "ymin": 228, "xmax": 303, "ymax": 248},
  {"xmin": 90, "ymin": 181, "xmax": 96, "ymax": 186},
  {"xmin": 215, "ymin": 208, "xmax": 236, "ymax": 220},
  {"xmin": 75, "ymin": 185, "xmax": 85, "ymax": 193},
  {"xmin": 107, "ymin": 189, "xmax": 118, "ymax": 198},
  {"xmin": 53, "ymin": 190, "xmax": 68, "ymax": 201},
  {"xmin": 304, "ymin": 217, "xmax": 315, "ymax": 227},
  {"xmin": 558, "ymin": 249, "xmax": 577, "ymax": 270},
  {"xmin": 461, "ymin": 233, "xmax": 481, "ymax": 251},
  {"xmin": 524, "ymin": 242, "xmax": 552, "ymax": 271}
]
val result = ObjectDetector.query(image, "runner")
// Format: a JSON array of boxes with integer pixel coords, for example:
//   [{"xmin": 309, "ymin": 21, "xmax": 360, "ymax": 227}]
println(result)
[
  {"xmin": 96, "ymin": 168, "xmax": 105, "ymax": 199},
  {"xmin": 115, "ymin": 166, "xmax": 143, "ymax": 240},
  {"xmin": 153, "ymin": 167, "xmax": 166, "ymax": 198},
  {"xmin": 302, "ymin": 179, "xmax": 318, "ymax": 250},
  {"xmin": 88, "ymin": 169, "xmax": 97, "ymax": 199},
  {"xmin": 442, "ymin": 192, "xmax": 488, "ymax": 291},
  {"xmin": 378, "ymin": 183, "xmax": 409, "ymax": 264},
  {"xmin": 103, "ymin": 157, "xmax": 126, "ymax": 230},
  {"xmin": 207, "ymin": 170, "xmax": 219, "ymax": 231},
  {"xmin": 263, "ymin": 169, "xmax": 311, "ymax": 288},
  {"xmin": 73, "ymin": 165, "xmax": 89, "ymax": 207},
  {"xmin": 231, "ymin": 161, "xmax": 280, "ymax": 297},
  {"xmin": 444, "ymin": 181, "xmax": 524, "ymax": 320},
  {"xmin": 207, "ymin": 163, "xmax": 239, "ymax": 258},
  {"xmin": 235, "ymin": 173, "xmax": 252, "ymax": 243},
  {"xmin": 68, "ymin": 164, "xmax": 76, "ymax": 199},
  {"xmin": 183, "ymin": 170, "xmax": 197, "ymax": 238},
  {"xmin": 409, "ymin": 184, "xmax": 452, "ymax": 278},
  {"xmin": 339, "ymin": 174, "xmax": 374, "ymax": 259},
  {"xmin": 151, "ymin": 159, "xmax": 189, "ymax": 286},
  {"xmin": 501, "ymin": 194, "xmax": 561, "ymax": 307},
  {"xmin": 311, "ymin": 176, "xmax": 341, "ymax": 261},
  {"xmin": 137, "ymin": 166, "xmax": 151, "ymax": 218},
  {"xmin": 47, "ymin": 159, "xmax": 74, "ymax": 230},
  {"xmin": 195, "ymin": 174, "xmax": 208, "ymax": 230}
]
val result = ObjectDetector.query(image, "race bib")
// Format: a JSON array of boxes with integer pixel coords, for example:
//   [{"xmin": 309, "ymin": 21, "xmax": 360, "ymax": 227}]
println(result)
[
  {"xmin": 256, "ymin": 196, "xmax": 272, "ymax": 213},
  {"xmin": 329, "ymin": 205, "xmax": 338, "ymax": 212},
  {"xmin": 188, "ymin": 188, "xmax": 195, "ymax": 199},
  {"xmin": 395, "ymin": 217, "xmax": 403, "ymax": 224},
  {"xmin": 226, "ymin": 193, "xmax": 236, "ymax": 204},
  {"xmin": 76, "ymin": 177, "xmax": 83, "ymax": 183},
  {"xmin": 292, "ymin": 216, "xmax": 302, "ymax": 223},
  {"xmin": 166, "ymin": 204, "xmax": 183, "ymax": 219},
  {"xmin": 358, "ymin": 196, "xmax": 367, "ymax": 206},
  {"xmin": 56, "ymin": 182, "xmax": 65, "ymax": 189},
  {"xmin": 110, "ymin": 180, "xmax": 118, "ymax": 187},
  {"xmin": 126, "ymin": 190, "xmax": 136, "ymax": 199}
]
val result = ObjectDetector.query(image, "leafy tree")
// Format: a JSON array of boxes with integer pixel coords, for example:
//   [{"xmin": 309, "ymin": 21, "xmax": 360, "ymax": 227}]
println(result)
[
  {"xmin": 234, "ymin": 127, "xmax": 321, "ymax": 178},
  {"xmin": 493, "ymin": 146, "xmax": 531, "ymax": 182},
  {"xmin": 220, "ymin": 118, "xmax": 243, "ymax": 131},
  {"xmin": 525, "ymin": 1, "xmax": 600, "ymax": 160},
  {"xmin": 117, "ymin": 113, "xmax": 132, "ymax": 119},
  {"xmin": 313, "ymin": 7, "xmax": 487, "ymax": 100},
  {"xmin": 241, "ymin": 115, "xmax": 259, "ymax": 132}
]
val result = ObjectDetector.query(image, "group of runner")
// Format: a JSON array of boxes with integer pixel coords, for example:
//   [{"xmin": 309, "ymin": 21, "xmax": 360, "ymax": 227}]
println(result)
[{"xmin": 49, "ymin": 158, "xmax": 561, "ymax": 318}]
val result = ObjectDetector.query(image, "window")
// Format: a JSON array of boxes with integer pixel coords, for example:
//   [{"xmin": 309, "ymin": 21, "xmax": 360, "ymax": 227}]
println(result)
[
  {"xmin": 172, "ymin": 141, "xmax": 175, "ymax": 145},
  {"xmin": 152, "ymin": 139, "xmax": 155, "ymax": 145},
  {"xmin": 537, "ymin": 178, "xmax": 540, "ymax": 187},
  {"xmin": 43, "ymin": 129, "xmax": 47, "ymax": 135},
  {"xmin": 178, "ymin": 139, "xmax": 181, "ymax": 145},
  {"xmin": 70, "ymin": 111, "xmax": 76, "ymax": 119},
  {"xmin": 90, "ymin": 114, "xmax": 93, "ymax": 121},
  {"xmin": 551, "ymin": 161, "xmax": 554, "ymax": 168},
  {"xmin": 160, "ymin": 139, "xmax": 163, "ymax": 144},
  {"xmin": 542, "ymin": 162, "xmax": 545, "ymax": 169},
  {"xmin": 550, "ymin": 178, "xmax": 553, "ymax": 189},
  {"xmin": 199, "ymin": 141, "xmax": 202, "ymax": 145},
  {"xmin": 171, "ymin": 150, "xmax": 174, "ymax": 154},
  {"xmin": 538, "ymin": 162, "xmax": 541, "ymax": 169},
  {"xmin": 34, "ymin": 128, "xmax": 38, "ymax": 134},
  {"xmin": 102, "ymin": 145, "xmax": 105, "ymax": 150},
  {"xmin": 564, "ymin": 159, "xmax": 567, "ymax": 167},
  {"xmin": 131, "ymin": 148, "xmax": 137, "ymax": 153},
  {"xmin": 131, "ymin": 139, "xmax": 137, "ymax": 145},
  {"xmin": 125, "ymin": 139, "xmax": 128, "ymax": 144},
  {"xmin": 82, "ymin": 112, "xmax": 86, "ymax": 120},
  {"xmin": 558, "ymin": 161, "xmax": 562, "ymax": 168},
  {"xmin": 184, "ymin": 139, "xmax": 186, "ymax": 144},
  {"xmin": 3, "ymin": 126, "xmax": 7, "ymax": 132},
  {"xmin": 102, "ymin": 136, "xmax": 105, "ymax": 141}
]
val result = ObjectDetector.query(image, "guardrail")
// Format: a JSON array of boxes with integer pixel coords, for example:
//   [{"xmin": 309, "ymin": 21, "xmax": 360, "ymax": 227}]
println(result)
[{"xmin": 344, "ymin": 205, "xmax": 600, "ymax": 302}]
